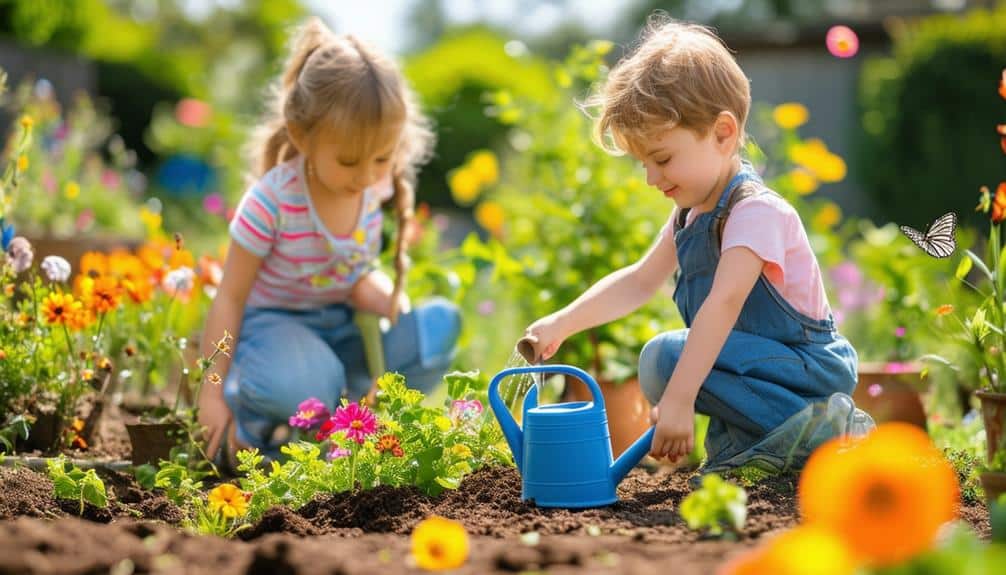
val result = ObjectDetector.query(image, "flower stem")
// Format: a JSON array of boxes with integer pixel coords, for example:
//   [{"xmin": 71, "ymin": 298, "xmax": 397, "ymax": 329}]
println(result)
[{"xmin": 350, "ymin": 448, "xmax": 358, "ymax": 491}]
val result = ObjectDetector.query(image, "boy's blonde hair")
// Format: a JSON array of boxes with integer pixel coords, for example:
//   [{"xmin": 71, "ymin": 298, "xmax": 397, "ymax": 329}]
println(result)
[
  {"xmin": 250, "ymin": 17, "xmax": 434, "ymax": 321},
  {"xmin": 588, "ymin": 15, "xmax": 751, "ymax": 156}
]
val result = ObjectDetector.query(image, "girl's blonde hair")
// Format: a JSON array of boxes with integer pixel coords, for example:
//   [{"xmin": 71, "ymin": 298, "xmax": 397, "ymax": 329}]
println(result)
[
  {"xmin": 586, "ymin": 14, "xmax": 751, "ymax": 156},
  {"xmin": 250, "ymin": 17, "xmax": 434, "ymax": 320}
]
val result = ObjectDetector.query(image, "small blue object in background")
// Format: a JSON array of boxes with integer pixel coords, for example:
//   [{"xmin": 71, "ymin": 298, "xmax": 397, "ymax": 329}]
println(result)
[{"xmin": 156, "ymin": 154, "xmax": 217, "ymax": 197}]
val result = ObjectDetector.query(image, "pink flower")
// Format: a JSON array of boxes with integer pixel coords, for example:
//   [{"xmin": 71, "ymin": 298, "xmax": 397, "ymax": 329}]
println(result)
[
  {"xmin": 326, "ymin": 445, "xmax": 351, "ymax": 461},
  {"xmin": 101, "ymin": 169, "xmax": 121, "ymax": 189},
  {"xmin": 894, "ymin": 326, "xmax": 906, "ymax": 338},
  {"xmin": 330, "ymin": 402, "xmax": 377, "ymax": 444},
  {"xmin": 203, "ymin": 193, "xmax": 225, "ymax": 215},
  {"xmin": 882, "ymin": 361, "xmax": 914, "ymax": 374},
  {"xmin": 450, "ymin": 399, "xmax": 483, "ymax": 419},
  {"xmin": 868, "ymin": 383, "xmax": 883, "ymax": 398},
  {"xmin": 175, "ymin": 98, "xmax": 212, "ymax": 128},
  {"xmin": 288, "ymin": 397, "xmax": 330, "ymax": 429},
  {"xmin": 826, "ymin": 25, "xmax": 859, "ymax": 59},
  {"xmin": 477, "ymin": 300, "xmax": 495, "ymax": 316}
]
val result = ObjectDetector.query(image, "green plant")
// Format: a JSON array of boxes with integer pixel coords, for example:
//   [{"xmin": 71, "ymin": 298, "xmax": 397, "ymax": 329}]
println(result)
[
  {"xmin": 486, "ymin": 41, "xmax": 675, "ymax": 383},
  {"xmin": 679, "ymin": 473, "xmax": 747, "ymax": 537},
  {"xmin": 235, "ymin": 370, "xmax": 510, "ymax": 522},
  {"xmin": 46, "ymin": 456, "xmax": 107, "ymax": 515}
]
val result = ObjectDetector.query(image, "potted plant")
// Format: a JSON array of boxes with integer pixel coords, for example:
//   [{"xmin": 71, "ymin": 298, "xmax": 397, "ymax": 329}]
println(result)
[{"xmin": 932, "ymin": 68, "xmax": 1006, "ymax": 506}]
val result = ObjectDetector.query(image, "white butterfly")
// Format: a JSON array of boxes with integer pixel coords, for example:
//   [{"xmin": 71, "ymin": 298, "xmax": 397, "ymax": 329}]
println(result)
[{"xmin": 899, "ymin": 212, "xmax": 957, "ymax": 259}]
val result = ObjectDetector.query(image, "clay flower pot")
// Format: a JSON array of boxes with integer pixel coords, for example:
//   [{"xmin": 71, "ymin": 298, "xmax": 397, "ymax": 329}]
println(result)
[
  {"xmin": 981, "ymin": 471, "xmax": 1006, "ymax": 506},
  {"xmin": 976, "ymin": 390, "xmax": 1006, "ymax": 465},
  {"xmin": 125, "ymin": 420, "xmax": 184, "ymax": 466},
  {"xmin": 564, "ymin": 376, "xmax": 652, "ymax": 458},
  {"xmin": 852, "ymin": 361, "xmax": 928, "ymax": 430}
]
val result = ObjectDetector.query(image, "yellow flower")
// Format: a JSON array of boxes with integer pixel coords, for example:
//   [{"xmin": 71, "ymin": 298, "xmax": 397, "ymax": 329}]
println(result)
[
  {"xmin": 719, "ymin": 525, "xmax": 857, "ymax": 575},
  {"xmin": 789, "ymin": 169, "xmax": 819, "ymax": 195},
  {"xmin": 383, "ymin": 420, "xmax": 403, "ymax": 433},
  {"xmin": 468, "ymin": 150, "xmax": 499, "ymax": 187},
  {"xmin": 812, "ymin": 153, "xmax": 847, "ymax": 183},
  {"xmin": 42, "ymin": 292, "xmax": 82, "ymax": 326},
  {"xmin": 16, "ymin": 155, "xmax": 28, "ymax": 173},
  {"xmin": 474, "ymin": 201, "xmax": 505, "ymax": 237},
  {"xmin": 451, "ymin": 444, "xmax": 473, "ymax": 459},
  {"xmin": 772, "ymin": 103, "xmax": 809, "ymax": 130},
  {"xmin": 139, "ymin": 207, "xmax": 162, "ymax": 236},
  {"xmin": 449, "ymin": 167, "xmax": 481, "ymax": 205},
  {"xmin": 64, "ymin": 181, "xmax": 80, "ymax": 200},
  {"xmin": 208, "ymin": 483, "xmax": 248, "ymax": 519},
  {"xmin": 935, "ymin": 304, "xmax": 954, "ymax": 316},
  {"xmin": 799, "ymin": 423, "xmax": 959, "ymax": 567},
  {"xmin": 411, "ymin": 515, "xmax": 469, "ymax": 571},
  {"xmin": 19, "ymin": 115, "xmax": 33, "ymax": 131},
  {"xmin": 434, "ymin": 416, "xmax": 452, "ymax": 432},
  {"xmin": 788, "ymin": 138, "xmax": 829, "ymax": 168},
  {"xmin": 813, "ymin": 203, "xmax": 842, "ymax": 230}
]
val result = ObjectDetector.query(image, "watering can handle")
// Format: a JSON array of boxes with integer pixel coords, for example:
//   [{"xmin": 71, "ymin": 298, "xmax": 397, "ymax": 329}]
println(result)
[{"xmin": 490, "ymin": 365, "xmax": 605, "ymax": 412}]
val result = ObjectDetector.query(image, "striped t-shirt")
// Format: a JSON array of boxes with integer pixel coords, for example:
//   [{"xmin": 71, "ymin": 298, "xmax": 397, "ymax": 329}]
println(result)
[{"xmin": 229, "ymin": 155, "xmax": 392, "ymax": 309}]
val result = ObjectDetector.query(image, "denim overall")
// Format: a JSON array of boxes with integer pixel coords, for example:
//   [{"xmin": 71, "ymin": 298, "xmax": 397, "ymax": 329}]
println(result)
[
  {"xmin": 638, "ymin": 162, "xmax": 872, "ymax": 476},
  {"xmin": 223, "ymin": 298, "xmax": 460, "ymax": 459}
]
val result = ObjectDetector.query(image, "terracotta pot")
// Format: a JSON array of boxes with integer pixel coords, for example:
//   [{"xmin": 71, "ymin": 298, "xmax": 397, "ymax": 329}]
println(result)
[
  {"xmin": 977, "ymin": 390, "xmax": 1006, "ymax": 465},
  {"xmin": 125, "ymin": 421, "xmax": 184, "ymax": 466},
  {"xmin": 27, "ymin": 235, "xmax": 142, "ymax": 278},
  {"xmin": 17, "ymin": 409, "xmax": 63, "ymax": 453},
  {"xmin": 852, "ymin": 362, "xmax": 928, "ymax": 430},
  {"xmin": 981, "ymin": 471, "xmax": 1006, "ymax": 506},
  {"xmin": 564, "ymin": 376, "xmax": 652, "ymax": 458}
]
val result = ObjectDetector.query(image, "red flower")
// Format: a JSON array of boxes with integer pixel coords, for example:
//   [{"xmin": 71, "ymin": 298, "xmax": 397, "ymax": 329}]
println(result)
[
  {"xmin": 315, "ymin": 419, "xmax": 337, "ymax": 441},
  {"xmin": 375, "ymin": 434, "xmax": 404, "ymax": 456},
  {"xmin": 992, "ymin": 182, "xmax": 1006, "ymax": 224}
]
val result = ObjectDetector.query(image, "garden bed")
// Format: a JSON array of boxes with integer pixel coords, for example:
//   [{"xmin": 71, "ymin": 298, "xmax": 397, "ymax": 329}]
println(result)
[{"xmin": 0, "ymin": 461, "xmax": 991, "ymax": 574}]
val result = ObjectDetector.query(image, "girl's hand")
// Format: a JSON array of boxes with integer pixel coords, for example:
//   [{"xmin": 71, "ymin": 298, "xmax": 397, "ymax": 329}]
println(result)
[
  {"xmin": 522, "ymin": 313, "xmax": 569, "ymax": 362},
  {"xmin": 198, "ymin": 388, "xmax": 233, "ymax": 461},
  {"xmin": 350, "ymin": 270, "xmax": 407, "ymax": 318},
  {"xmin": 649, "ymin": 395, "xmax": 695, "ymax": 462}
]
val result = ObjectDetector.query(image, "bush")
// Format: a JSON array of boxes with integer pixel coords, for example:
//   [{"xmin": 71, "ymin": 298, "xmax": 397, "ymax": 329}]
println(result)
[{"xmin": 857, "ymin": 5, "xmax": 1006, "ymax": 229}]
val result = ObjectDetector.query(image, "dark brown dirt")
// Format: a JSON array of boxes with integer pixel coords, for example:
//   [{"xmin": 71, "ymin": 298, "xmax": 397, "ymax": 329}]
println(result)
[{"xmin": 0, "ymin": 462, "xmax": 991, "ymax": 574}]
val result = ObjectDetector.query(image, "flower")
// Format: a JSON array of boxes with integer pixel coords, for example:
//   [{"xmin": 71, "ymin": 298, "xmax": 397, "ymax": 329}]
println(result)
[
  {"xmin": 326, "ymin": 445, "xmax": 351, "ymax": 460},
  {"xmin": 207, "ymin": 484, "xmax": 249, "ymax": 519},
  {"xmin": 434, "ymin": 416, "xmax": 452, "ymax": 432},
  {"xmin": 40, "ymin": 256, "xmax": 71, "ymax": 283},
  {"xmin": 6, "ymin": 236, "xmax": 33, "ymax": 274},
  {"xmin": 799, "ymin": 423, "xmax": 959, "ymax": 567},
  {"xmin": 42, "ymin": 292, "xmax": 82, "ymax": 326},
  {"xmin": 813, "ymin": 203, "xmax": 842, "ymax": 230},
  {"xmin": 992, "ymin": 182, "xmax": 1006, "ymax": 224},
  {"xmin": 894, "ymin": 326, "xmax": 906, "ymax": 338},
  {"xmin": 203, "ymin": 193, "xmax": 224, "ymax": 215},
  {"xmin": 449, "ymin": 167, "xmax": 481, "ymax": 205},
  {"xmin": 999, "ymin": 68, "xmax": 1006, "ymax": 100},
  {"xmin": 16, "ymin": 155, "xmax": 28, "ymax": 173},
  {"xmin": 19, "ymin": 115, "xmax": 33, "ymax": 130},
  {"xmin": 411, "ymin": 516, "xmax": 469, "ymax": 571},
  {"xmin": 718, "ymin": 525, "xmax": 856, "ymax": 575},
  {"xmin": 450, "ymin": 444, "xmax": 472, "ymax": 459},
  {"xmin": 163, "ymin": 266, "xmax": 195, "ymax": 294},
  {"xmin": 64, "ymin": 181, "xmax": 80, "ymax": 200},
  {"xmin": 772, "ymin": 103, "xmax": 809, "ymax": 130},
  {"xmin": 475, "ymin": 201, "xmax": 505, "ymax": 237},
  {"xmin": 935, "ymin": 304, "xmax": 954, "ymax": 316},
  {"xmin": 330, "ymin": 402, "xmax": 377, "ymax": 444},
  {"xmin": 376, "ymin": 434, "xmax": 404, "ymax": 457},
  {"xmin": 998, "ymin": 124, "xmax": 1006, "ymax": 155},
  {"xmin": 175, "ymin": 97, "xmax": 212, "ymax": 127},
  {"xmin": 315, "ymin": 419, "xmax": 337, "ymax": 442},
  {"xmin": 289, "ymin": 397, "xmax": 331, "ymax": 429},
  {"xmin": 789, "ymin": 168, "xmax": 819, "ymax": 195},
  {"xmin": 207, "ymin": 372, "xmax": 222, "ymax": 386},
  {"xmin": 85, "ymin": 276, "xmax": 121, "ymax": 314},
  {"xmin": 450, "ymin": 399, "xmax": 483, "ymax": 421},
  {"xmin": 826, "ymin": 25, "xmax": 859, "ymax": 58},
  {"xmin": 468, "ymin": 150, "xmax": 499, "ymax": 186}
]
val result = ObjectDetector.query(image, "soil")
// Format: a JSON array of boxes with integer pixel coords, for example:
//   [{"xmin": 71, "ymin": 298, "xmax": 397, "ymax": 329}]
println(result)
[{"xmin": 0, "ymin": 461, "xmax": 991, "ymax": 575}]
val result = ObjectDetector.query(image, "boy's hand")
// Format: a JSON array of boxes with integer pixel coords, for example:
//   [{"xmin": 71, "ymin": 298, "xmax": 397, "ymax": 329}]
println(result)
[
  {"xmin": 523, "ymin": 313, "xmax": 568, "ymax": 361},
  {"xmin": 649, "ymin": 396, "xmax": 695, "ymax": 462}
]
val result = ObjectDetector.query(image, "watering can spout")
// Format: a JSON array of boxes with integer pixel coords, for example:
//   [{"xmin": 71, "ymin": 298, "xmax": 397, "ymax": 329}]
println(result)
[
  {"xmin": 488, "ymin": 371, "xmax": 524, "ymax": 469},
  {"xmin": 610, "ymin": 426, "xmax": 655, "ymax": 485}
]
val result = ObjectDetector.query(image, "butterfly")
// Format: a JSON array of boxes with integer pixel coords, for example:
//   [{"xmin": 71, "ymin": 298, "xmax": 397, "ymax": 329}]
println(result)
[
  {"xmin": 0, "ymin": 218, "xmax": 14, "ymax": 252},
  {"xmin": 900, "ymin": 212, "xmax": 957, "ymax": 258}
]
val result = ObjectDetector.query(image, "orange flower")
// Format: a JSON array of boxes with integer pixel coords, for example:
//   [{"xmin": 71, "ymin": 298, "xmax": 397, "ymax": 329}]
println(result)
[
  {"xmin": 42, "ymin": 292, "xmax": 82, "ymax": 326},
  {"xmin": 79, "ymin": 251, "xmax": 108, "ymax": 279},
  {"xmin": 935, "ymin": 304, "xmax": 954, "ymax": 316},
  {"xmin": 121, "ymin": 277, "xmax": 154, "ymax": 304},
  {"xmin": 992, "ymin": 182, "xmax": 1006, "ymax": 224},
  {"xmin": 999, "ymin": 68, "xmax": 1006, "ymax": 100},
  {"xmin": 998, "ymin": 124, "xmax": 1006, "ymax": 155},
  {"xmin": 86, "ymin": 276, "xmax": 121, "ymax": 314},
  {"xmin": 207, "ymin": 483, "xmax": 248, "ymax": 519},
  {"xmin": 799, "ymin": 423, "xmax": 959, "ymax": 567},
  {"xmin": 718, "ymin": 525, "xmax": 856, "ymax": 575}
]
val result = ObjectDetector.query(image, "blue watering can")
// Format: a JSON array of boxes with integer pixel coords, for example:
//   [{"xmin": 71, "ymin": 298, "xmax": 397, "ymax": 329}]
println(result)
[{"xmin": 488, "ymin": 365, "xmax": 656, "ymax": 508}]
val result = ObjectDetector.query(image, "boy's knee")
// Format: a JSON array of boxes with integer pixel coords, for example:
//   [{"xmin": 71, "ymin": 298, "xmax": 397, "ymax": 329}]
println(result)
[{"xmin": 638, "ymin": 332, "xmax": 684, "ymax": 405}]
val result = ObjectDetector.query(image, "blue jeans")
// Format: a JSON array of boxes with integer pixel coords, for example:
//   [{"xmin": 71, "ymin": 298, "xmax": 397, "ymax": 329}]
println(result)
[{"xmin": 223, "ymin": 297, "xmax": 460, "ymax": 457}]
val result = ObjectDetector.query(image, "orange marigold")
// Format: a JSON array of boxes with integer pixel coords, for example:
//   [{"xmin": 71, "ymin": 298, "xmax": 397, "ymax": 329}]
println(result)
[{"xmin": 42, "ymin": 292, "xmax": 82, "ymax": 326}]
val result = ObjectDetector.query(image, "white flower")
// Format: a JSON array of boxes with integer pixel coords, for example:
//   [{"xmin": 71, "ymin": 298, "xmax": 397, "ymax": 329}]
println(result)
[
  {"xmin": 163, "ymin": 267, "xmax": 195, "ymax": 293},
  {"xmin": 40, "ymin": 255, "xmax": 71, "ymax": 283},
  {"xmin": 6, "ymin": 237, "xmax": 33, "ymax": 274}
]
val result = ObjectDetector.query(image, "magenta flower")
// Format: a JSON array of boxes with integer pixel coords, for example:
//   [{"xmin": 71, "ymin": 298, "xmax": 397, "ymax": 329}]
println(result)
[
  {"xmin": 450, "ymin": 399, "xmax": 483, "ymax": 419},
  {"xmin": 326, "ymin": 445, "xmax": 351, "ymax": 461},
  {"xmin": 826, "ymin": 25, "xmax": 859, "ymax": 59},
  {"xmin": 203, "ymin": 193, "xmax": 225, "ymax": 215},
  {"xmin": 288, "ymin": 397, "xmax": 330, "ymax": 429},
  {"xmin": 330, "ymin": 402, "xmax": 377, "ymax": 444},
  {"xmin": 894, "ymin": 326, "xmax": 906, "ymax": 338}
]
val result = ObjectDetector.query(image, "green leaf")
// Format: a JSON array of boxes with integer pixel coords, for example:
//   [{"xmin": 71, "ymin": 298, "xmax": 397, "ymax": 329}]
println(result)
[
  {"xmin": 80, "ymin": 471, "xmax": 107, "ymax": 509},
  {"xmin": 434, "ymin": 475, "xmax": 461, "ymax": 490},
  {"xmin": 965, "ymin": 250, "xmax": 993, "ymax": 282},
  {"xmin": 956, "ymin": 256, "xmax": 973, "ymax": 280},
  {"xmin": 52, "ymin": 475, "xmax": 78, "ymax": 500},
  {"xmin": 134, "ymin": 464, "xmax": 158, "ymax": 490}
]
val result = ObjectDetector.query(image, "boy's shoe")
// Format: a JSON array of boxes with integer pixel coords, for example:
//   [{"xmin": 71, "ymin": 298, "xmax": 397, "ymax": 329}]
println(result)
[{"xmin": 689, "ymin": 393, "xmax": 875, "ymax": 489}]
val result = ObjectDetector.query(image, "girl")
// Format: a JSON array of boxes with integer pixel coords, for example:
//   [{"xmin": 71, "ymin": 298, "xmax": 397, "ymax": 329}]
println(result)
[
  {"xmin": 522, "ymin": 17, "xmax": 871, "ymax": 480},
  {"xmin": 198, "ymin": 18, "xmax": 460, "ymax": 465}
]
